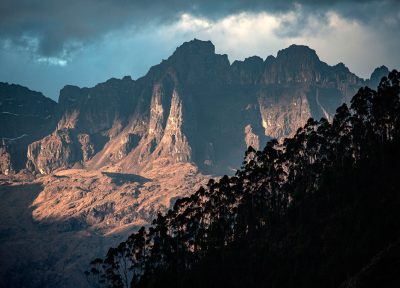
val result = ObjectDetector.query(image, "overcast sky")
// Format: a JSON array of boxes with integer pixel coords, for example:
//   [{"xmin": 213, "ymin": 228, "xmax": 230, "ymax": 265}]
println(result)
[{"xmin": 1, "ymin": 0, "xmax": 399, "ymax": 100}]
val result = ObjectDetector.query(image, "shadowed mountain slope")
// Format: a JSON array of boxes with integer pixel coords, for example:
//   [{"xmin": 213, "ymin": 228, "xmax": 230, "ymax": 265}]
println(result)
[{"xmin": 0, "ymin": 83, "xmax": 57, "ymax": 174}]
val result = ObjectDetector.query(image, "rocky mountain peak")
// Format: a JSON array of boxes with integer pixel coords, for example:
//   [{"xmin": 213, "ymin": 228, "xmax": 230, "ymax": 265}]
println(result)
[
  {"xmin": 58, "ymin": 85, "xmax": 82, "ymax": 107},
  {"xmin": 171, "ymin": 38, "xmax": 216, "ymax": 58},
  {"xmin": 243, "ymin": 56, "xmax": 264, "ymax": 65},
  {"xmin": 369, "ymin": 65, "xmax": 390, "ymax": 88},
  {"xmin": 276, "ymin": 44, "xmax": 320, "ymax": 63},
  {"xmin": 261, "ymin": 44, "xmax": 324, "ymax": 84},
  {"xmin": 333, "ymin": 62, "xmax": 351, "ymax": 73},
  {"xmin": 265, "ymin": 55, "xmax": 276, "ymax": 63},
  {"xmin": 149, "ymin": 39, "xmax": 230, "ymax": 85}
]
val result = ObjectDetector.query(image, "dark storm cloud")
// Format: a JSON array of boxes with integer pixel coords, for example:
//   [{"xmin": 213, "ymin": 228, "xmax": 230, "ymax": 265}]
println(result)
[{"xmin": 0, "ymin": 0, "xmax": 399, "ymax": 58}]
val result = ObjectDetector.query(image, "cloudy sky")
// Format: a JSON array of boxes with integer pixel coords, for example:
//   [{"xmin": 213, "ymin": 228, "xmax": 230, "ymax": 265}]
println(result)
[{"xmin": 1, "ymin": 0, "xmax": 399, "ymax": 100}]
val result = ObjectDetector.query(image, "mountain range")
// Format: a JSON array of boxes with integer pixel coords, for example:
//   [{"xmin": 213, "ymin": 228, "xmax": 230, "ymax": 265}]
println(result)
[
  {"xmin": 1, "ymin": 39, "xmax": 389, "ymax": 177},
  {"xmin": 0, "ymin": 39, "xmax": 390, "ymax": 287}
]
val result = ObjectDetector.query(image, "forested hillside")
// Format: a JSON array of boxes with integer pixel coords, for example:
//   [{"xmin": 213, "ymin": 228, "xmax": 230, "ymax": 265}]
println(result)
[{"xmin": 87, "ymin": 70, "xmax": 400, "ymax": 288}]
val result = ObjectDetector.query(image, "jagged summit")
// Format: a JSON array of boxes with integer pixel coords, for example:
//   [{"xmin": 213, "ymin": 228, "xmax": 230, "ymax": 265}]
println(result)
[
  {"xmin": 371, "ymin": 65, "xmax": 389, "ymax": 77},
  {"xmin": 172, "ymin": 41, "xmax": 320, "ymax": 68},
  {"xmin": 264, "ymin": 55, "xmax": 276, "ymax": 65},
  {"xmin": 150, "ymin": 38, "xmax": 230, "ymax": 84},
  {"xmin": 171, "ymin": 39, "xmax": 216, "ymax": 58},
  {"xmin": 172, "ymin": 41, "xmax": 320, "ymax": 64},
  {"xmin": 333, "ymin": 62, "xmax": 350, "ymax": 72},
  {"xmin": 369, "ymin": 65, "xmax": 390, "ymax": 87},
  {"xmin": 276, "ymin": 44, "xmax": 320, "ymax": 62}
]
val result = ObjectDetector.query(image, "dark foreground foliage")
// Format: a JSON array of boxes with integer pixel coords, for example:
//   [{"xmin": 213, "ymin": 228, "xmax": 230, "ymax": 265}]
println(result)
[{"xmin": 87, "ymin": 70, "xmax": 400, "ymax": 288}]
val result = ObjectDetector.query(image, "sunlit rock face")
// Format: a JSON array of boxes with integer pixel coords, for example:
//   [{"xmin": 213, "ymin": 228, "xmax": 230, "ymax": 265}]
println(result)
[
  {"xmin": 19, "ymin": 40, "xmax": 382, "ymax": 176},
  {"xmin": 0, "ymin": 139, "xmax": 13, "ymax": 175}
]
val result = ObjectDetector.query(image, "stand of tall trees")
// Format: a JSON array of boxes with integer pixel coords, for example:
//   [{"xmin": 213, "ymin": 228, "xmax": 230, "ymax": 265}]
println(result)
[{"xmin": 87, "ymin": 70, "xmax": 400, "ymax": 288}]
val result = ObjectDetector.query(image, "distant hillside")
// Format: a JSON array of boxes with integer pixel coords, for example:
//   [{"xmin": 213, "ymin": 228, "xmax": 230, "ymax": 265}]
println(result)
[{"xmin": 0, "ymin": 83, "xmax": 56, "ymax": 174}]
